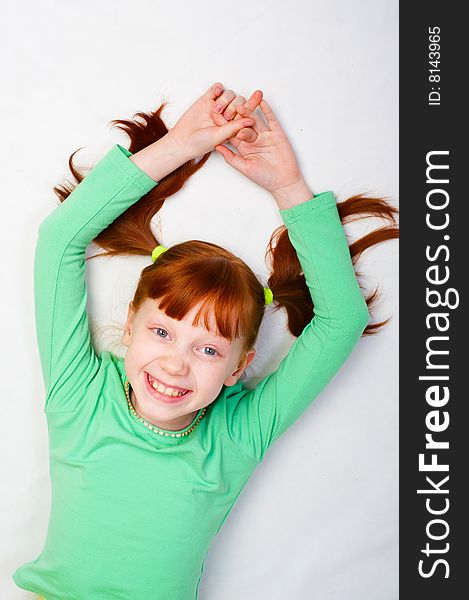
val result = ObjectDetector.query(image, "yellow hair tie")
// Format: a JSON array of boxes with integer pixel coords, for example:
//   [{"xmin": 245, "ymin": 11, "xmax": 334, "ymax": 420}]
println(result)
[
  {"xmin": 152, "ymin": 246, "xmax": 274, "ymax": 306},
  {"xmin": 264, "ymin": 287, "xmax": 274, "ymax": 305},
  {"xmin": 151, "ymin": 245, "xmax": 168, "ymax": 262}
]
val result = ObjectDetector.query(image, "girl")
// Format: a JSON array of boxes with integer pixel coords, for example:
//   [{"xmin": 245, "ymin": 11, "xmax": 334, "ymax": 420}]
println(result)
[{"xmin": 13, "ymin": 82, "xmax": 398, "ymax": 599}]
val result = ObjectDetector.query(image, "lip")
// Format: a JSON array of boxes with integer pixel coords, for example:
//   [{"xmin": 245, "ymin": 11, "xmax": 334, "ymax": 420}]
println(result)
[{"xmin": 144, "ymin": 372, "xmax": 192, "ymax": 404}]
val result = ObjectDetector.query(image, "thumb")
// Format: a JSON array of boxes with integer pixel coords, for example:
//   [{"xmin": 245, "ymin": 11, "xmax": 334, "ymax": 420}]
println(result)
[
  {"xmin": 215, "ymin": 144, "xmax": 246, "ymax": 173},
  {"xmin": 214, "ymin": 118, "xmax": 254, "ymax": 146}
]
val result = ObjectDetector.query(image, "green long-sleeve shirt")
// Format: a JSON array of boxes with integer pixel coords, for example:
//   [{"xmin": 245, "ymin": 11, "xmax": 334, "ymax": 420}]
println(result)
[{"xmin": 12, "ymin": 144, "xmax": 369, "ymax": 600}]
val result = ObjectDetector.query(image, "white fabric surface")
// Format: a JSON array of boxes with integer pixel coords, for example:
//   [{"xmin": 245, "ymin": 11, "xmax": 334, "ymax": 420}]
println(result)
[{"xmin": 1, "ymin": 0, "xmax": 398, "ymax": 598}]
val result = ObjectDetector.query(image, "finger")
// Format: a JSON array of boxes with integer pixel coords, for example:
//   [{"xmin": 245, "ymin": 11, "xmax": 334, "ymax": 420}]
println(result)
[
  {"xmin": 235, "ymin": 104, "xmax": 268, "ymax": 133},
  {"xmin": 243, "ymin": 89, "xmax": 263, "ymax": 113},
  {"xmin": 207, "ymin": 82, "xmax": 224, "ymax": 100},
  {"xmin": 214, "ymin": 118, "xmax": 255, "ymax": 146},
  {"xmin": 227, "ymin": 126, "xmax": 258, "ymax": 150},
  {"xmin": 230, "ymin": 90, "xmax": 263, "ymax": 122},
  {"xmin": 223, "ymin": 95, "xmax": 246, "ymax": 121},
  {"xmin": 214, "ymin": 144, "xmax": 247, "ymax": 174},
  {"xmin": 231, "ymin": 90, "xmax": 263, "ymax": 143},
  {"xmin": 259, "ymin": 99, "xmax": 280, "ymax": 130},
  {"xmin": 236, "ymin": 127, "xmax": 258, "ymax": 143},
  {"xmin": 210, "ymin": 95, "xmax": 258, "ymax": 143},
  {"xmin": 213, "ymin": 90, "xmax": 262, "ymax": 123},
  {"xmin": 211, "ymin": 110, "xmax": 228, "ymax": 127},
  {"xmin": 212, "ymin": 89, "xmax": 236, "ymax": 114},
  {"xmin": 230, "ymin": 126, "xmax": 259, "ymax": 146}
]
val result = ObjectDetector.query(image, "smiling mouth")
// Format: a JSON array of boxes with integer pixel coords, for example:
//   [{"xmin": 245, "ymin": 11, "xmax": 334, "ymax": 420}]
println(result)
[{"xmin": 145, "ymin": 372, "xmax": 191, "ymax": 404}]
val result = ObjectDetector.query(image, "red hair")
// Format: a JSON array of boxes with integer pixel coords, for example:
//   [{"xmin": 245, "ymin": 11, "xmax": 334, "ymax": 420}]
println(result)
[{"xmin": 54, "ymin": 103, "xmax": 399, "ymax": 354}]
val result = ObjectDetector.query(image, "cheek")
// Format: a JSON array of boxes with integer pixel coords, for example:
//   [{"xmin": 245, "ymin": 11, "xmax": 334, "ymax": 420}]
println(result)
[
  {"xmin": 186, "ymin": 359, "xmax": 211, "ymax": 379},
  {"xmin": 126, "ymin": 337, "xmax": 154, "ymax": 364},
  {"xmin": 197, "ymin": 363, "xmax": 231, "ymax": 388}
]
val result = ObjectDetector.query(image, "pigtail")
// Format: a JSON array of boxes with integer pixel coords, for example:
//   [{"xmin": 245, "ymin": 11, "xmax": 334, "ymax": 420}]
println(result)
[
  {"xmin": 53, "ymin": 103, "xmax": 210, "ymax": 262},
  {"xmin": 53, "ymin": 102, "xmax": 398, "ymax": 344},
  {"xmin": 265, "ymin": 195, "xmax": 399, "ymax": 337}
]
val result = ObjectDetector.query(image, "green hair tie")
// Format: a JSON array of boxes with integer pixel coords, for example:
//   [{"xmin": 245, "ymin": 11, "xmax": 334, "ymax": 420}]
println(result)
[
  {"xmin": 151, "ymin": 245, "xmax": 168, "ymax": 263},
  {"xmin": 264, "ymin": 287, "xmax": 274, "ymax": 305}
]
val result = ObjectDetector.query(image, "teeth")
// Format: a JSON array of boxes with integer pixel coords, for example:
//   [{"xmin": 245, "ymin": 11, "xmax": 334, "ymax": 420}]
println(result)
[{"xmin": 148, "ymin": 374, "xmax": 186, "ymax": 397}]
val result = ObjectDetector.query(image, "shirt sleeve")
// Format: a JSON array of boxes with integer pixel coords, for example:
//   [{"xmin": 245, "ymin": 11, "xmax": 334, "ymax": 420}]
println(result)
[
  {"xmin": 34, "ymin": 144, "xmax": 158, "ymax": 413},
  {"xmin": 222, "ymin": 191, "xmax": 370, "ymax": 463}
]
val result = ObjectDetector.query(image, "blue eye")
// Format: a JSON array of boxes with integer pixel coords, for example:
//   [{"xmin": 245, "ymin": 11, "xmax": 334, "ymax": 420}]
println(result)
[
  {"xmin": 152, "ymin": 328, "xmax": 218, "ymax": 356},
  {"xmin": 202, "ymin": 347, "xmax": 217, "ymax": 356}
]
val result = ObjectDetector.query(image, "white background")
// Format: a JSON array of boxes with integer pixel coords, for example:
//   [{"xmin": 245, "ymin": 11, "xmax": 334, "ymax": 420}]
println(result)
[{"xmin": 1, "ymin": 0, "xmax": 398, "ymax": 598}]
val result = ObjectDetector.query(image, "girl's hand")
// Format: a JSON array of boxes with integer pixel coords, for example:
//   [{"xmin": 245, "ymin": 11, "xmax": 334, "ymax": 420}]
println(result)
[
  {"xmin": 210, "ymin": 88, "xmax": 264, "ymax": 144},
  {"xmin": 214, "ymin": 100, "xmax": 304, "ymax": 195},
  {"xmin": 167, "ymin": 83, "xmax": 257, "ymax": 161}
]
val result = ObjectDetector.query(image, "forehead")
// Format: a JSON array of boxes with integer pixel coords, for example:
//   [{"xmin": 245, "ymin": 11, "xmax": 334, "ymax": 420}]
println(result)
[{"xmin": 140, "ymin": 298, "xmax": 229, "ymax": 341}]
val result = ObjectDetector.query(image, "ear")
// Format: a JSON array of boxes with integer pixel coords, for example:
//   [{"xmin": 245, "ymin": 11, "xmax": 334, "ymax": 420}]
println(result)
[
  {"xmin": 224, "ymin": 348, "xmax": 256, "ymax": 387},
  {"xmin": 122, "ymin": 301, "xmax": 135, "ymax": 348}
]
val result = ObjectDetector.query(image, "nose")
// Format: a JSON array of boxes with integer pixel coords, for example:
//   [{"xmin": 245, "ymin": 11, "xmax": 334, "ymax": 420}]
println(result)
[{"xmin": 159, "ymin": 349, "xmax": 189, "ymax": 377}]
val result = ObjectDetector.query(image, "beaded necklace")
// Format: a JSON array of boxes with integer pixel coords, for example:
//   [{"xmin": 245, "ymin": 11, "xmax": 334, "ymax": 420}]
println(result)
[{"xmin": 124, "ymin": 380, "xmax": 207, "ymax": 438}]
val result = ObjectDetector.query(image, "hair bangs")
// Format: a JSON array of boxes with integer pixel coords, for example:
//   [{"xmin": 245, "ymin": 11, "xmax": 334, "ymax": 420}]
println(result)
[{"xmin": 150, "ymin": 256, "xmax": 255, "ymax": 342}]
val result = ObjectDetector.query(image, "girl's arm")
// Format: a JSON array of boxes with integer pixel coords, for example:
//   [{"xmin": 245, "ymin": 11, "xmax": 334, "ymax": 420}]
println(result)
[
  {"xmin": 223, "ymin": 188, "xmax": 369, "ymax": 462},
  {"xmin": 36, "ymin": 142, "xmax": 163, "ymax": 412},
  {"xmin": 214, "ymin": 100, "xmax": 369, "ymax": 462},
  {"xmin": 36, "ymin": 83, "xmax": 257, "ymax": 413}
]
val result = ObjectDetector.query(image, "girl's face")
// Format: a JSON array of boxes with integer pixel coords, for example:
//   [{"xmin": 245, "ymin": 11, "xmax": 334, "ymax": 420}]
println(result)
[{"xmin": 122, "ymin": 298, "xmax": 255, "ymax": 431}]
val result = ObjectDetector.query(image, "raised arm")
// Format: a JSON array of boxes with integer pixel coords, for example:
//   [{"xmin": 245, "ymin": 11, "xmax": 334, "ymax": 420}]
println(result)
[
  {"xmin": 213, "ymin": 99, "xmax": 369, "ymax": 462},
  {"xmin": 223, "ymin": 189, "xmax": 369, "ymax": 462},
  {"xmin": 36, "ymin": 143, "xmax": 160, "ymax": 412},
  {"xmin": 36, "ymin": 83, "xmax": 260, "ymax": 413}
]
